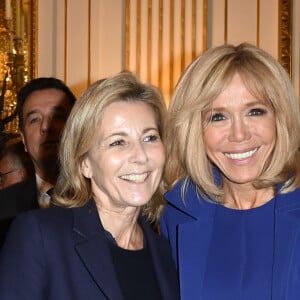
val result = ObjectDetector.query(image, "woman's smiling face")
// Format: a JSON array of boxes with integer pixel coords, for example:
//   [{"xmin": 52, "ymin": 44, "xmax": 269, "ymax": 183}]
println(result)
[
  {"xmin": 203, "ymin": 73, "xmax": 276, "ymax": 186},
  {"xmin": 81, "ymin": 101, "xmax": 165, "ymax": 212}
]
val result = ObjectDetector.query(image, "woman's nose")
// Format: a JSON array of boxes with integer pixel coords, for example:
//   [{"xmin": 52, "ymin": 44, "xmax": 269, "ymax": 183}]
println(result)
[
  {"xmin": 228, "ymin": 118, "xmax": 251, "ymax": 142},
  {"xmin": 129, "ymin": 142, "xmax": 148, "ymax": 163}
]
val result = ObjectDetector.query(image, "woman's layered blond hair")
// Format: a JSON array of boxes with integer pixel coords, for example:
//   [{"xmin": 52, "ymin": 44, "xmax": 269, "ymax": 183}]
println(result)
[
  {"xmin": 53, "ymin": 72, "xmax": 167, "ymax": 222},
  {"xmin": 164, "ymin": 43, "xmax": 300, "ymax": 201}
]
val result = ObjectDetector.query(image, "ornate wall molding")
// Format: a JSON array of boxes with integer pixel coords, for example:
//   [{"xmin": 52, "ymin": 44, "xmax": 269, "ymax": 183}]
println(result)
[
  {"xmin": 125, "ymin": 0, "xmax": 208, "ymax": 104},
  {"xmin": 0, "ymin": 0, "xmax": 37, "ymax": 141},
  {"xmin": 278, "ymin": 0, "xmax": 292, "ymax": 77}
]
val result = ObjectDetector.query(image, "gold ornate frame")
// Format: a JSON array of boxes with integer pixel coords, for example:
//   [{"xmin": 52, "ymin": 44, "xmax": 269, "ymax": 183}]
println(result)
[
  {"xmin": 0, "ymin": 0, "xmax": 37, "ymax": 83},
  {"xmin": 0, "ymin": 0, "xmax": 37, "ymax": 138},
  {"xmin": 278, "ymin": 0, "xmax": 293, "ymax": 77},
  {"xmin": 24, "ymin": 0, "xmax": 37, "ymax": 81}
]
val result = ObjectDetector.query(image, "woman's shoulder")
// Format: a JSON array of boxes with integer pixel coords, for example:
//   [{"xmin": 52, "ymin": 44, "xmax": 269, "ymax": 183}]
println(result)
[
  {"xmin": 276, "ymin": 187, "xmax": 300, "ymax": 216},
  {"xmin": 19, "ymin": 205, "xmax": 71, "ymax": 221},
  {"xmin": 165, "ymin": 177, "xmax": 199, "ymax": 203},
  {"xmin": 9, "ymin": 205, "xmax": 74, "ymax": 238},
  {"xmin": 164, "ymin": 177, "xmax": 214, "ymax": 215}
]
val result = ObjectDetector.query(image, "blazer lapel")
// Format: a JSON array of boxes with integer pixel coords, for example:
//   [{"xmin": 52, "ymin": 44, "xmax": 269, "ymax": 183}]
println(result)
[
  {"xmin": 164, "ymin": 181, "xmax": 217, "ymax": 299},
  {"xmin": 143, "ymin": 223, "xmax": 180, "ymax": 300},
  {"xmin": 177, "ymin": 217, "xmax": 214, "ymax": 300},
  {"xmin": 272, "ymin": 206, "xmax": 300, "ymax": 299},
  {"xmin": 72, "ymin": 200, "xmax": 123, "ymax": 300}
]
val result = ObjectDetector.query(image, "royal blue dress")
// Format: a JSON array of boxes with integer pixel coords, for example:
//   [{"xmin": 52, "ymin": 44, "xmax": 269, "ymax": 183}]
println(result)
[
  {"xmin": 160, "ymin": 178, "xmax": 300, "ymax": 300},
  {"xmin": 200, "ymin": 199, "xmax": 275, "ymax": 299}
]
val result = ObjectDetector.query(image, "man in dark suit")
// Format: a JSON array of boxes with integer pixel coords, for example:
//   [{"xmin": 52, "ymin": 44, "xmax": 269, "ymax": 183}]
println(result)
[
  {"xmin": 0, "ymin": 139, "xmax": 35, "ymax": 190},
  {"xmin": 0, "ymin": 77, "xmax": 76, "ymax": 248},
  {"xmin": 0, "ymin": 178, "xmax": 37, "ymax": 248}
]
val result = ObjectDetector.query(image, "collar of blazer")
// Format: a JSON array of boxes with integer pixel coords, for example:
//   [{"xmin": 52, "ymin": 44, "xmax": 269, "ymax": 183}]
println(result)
[{"xmin": 71, "ymin": 199, "xmax": 179, "ymax": 300}]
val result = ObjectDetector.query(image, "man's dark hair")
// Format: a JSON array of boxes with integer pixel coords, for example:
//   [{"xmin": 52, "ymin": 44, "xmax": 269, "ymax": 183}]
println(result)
[{"xmin": 17, "ymin": 77, "xmax": 76, "ymax": 130}]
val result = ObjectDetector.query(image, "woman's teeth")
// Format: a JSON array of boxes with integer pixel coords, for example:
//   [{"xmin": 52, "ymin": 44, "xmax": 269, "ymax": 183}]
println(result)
[
  {"xmin": 120, "ymin": 173, "xmax": 148, "ymax": 182},
  {"xmin": 225, "ymin": 148, "xmax": 258, "ymax": 160}
]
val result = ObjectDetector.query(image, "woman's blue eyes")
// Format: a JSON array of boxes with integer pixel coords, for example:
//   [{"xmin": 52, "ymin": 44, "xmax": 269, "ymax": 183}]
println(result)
[
  {"xmin": 210, "ymin": 113, "xmax": 225, "ymax": 122},
  {"xmin": 249, "ymin": 108, "xmax": 267, "ymax": 116},
  {"xmin": 144, "ymin": 135, "xmax": 159, "ymax": 142},
  {"xmin": 110, "ymin": 140, "xmax": 125, "ymax": 147},
  {"xmin": 109, "ymin": 135, "xmax": 159, "ymax": 147},
  {"xmin": 210, "ymin": 108, "xmax": 267, "ymax": 122}
]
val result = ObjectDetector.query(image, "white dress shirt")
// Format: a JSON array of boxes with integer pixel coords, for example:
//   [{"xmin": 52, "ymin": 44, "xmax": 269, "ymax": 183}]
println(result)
[{"xmin": 36, "ymin": 174, "xmax": 53, "ymax": 208}]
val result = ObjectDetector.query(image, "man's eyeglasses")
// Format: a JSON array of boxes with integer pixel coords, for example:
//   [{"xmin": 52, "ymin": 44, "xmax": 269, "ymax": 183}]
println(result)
[{"xmin": 0, "ymin": 170, "xmax": 20, "ymax": 185}]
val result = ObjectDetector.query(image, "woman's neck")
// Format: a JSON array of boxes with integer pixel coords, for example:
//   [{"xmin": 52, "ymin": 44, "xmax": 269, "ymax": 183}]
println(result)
[
  {"xmin": 221, "ymin": 183, "xmax": 275, "ymax": 210},
  {"xmin": 97, "ymin": 205, "xmax": 144, "ymax": 250}
]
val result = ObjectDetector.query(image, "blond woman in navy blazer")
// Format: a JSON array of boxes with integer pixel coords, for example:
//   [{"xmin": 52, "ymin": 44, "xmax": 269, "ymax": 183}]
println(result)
[{"xmin": 0, "ymin": 72, "xmax": 179, "ymax": 300}]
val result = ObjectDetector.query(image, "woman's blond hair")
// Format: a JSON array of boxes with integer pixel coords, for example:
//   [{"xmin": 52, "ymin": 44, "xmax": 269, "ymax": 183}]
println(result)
[
  {"xmin": 53, "ymin": 72, "xmax": 167, "ymax": 222},
  {"xmin": 164, "ymin": 43, "xmax": 300, "ymax": 201}
]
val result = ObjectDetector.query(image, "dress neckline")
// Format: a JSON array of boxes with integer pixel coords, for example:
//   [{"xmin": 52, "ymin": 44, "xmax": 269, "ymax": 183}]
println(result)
[{"xmin": 217, "ymin": 196, "xmax": 276, "ymax": 214}]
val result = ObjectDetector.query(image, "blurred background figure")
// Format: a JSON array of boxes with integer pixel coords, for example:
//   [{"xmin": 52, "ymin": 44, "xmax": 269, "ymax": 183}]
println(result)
[
  {"xmin": 0, "ymin": 139, "xmax": 34, "ymax": 190},
  {"xmin": 16, "ymin": 77, "xmax": 76, "ymax": 208},
  {"xmin": 0, "ymin": 77, "xmax": 76, "ymax": 249}
]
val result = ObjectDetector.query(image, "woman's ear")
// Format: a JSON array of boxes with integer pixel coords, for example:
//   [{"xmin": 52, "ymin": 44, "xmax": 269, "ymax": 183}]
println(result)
[{"xmin": 81, "ymin": 158, "xmax": 92, "ymax": 179}]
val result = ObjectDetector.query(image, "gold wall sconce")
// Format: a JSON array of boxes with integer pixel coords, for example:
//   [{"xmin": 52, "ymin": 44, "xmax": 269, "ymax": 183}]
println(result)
[{"xmin": 0, "ymin": 0, "xmax": 37, "ymax": 146}]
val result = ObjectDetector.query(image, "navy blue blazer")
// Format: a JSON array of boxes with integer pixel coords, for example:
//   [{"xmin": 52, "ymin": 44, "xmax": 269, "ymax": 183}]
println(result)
[
  {"xmin": 0, "ymin": 199, "xmax": 179, "ymax": 300},
  {"xmin": 0, "ymin": 176, "xmax": 38, "ymax": 249},
  {"xmin": 160, "ymin": 179, "xmax": 300, "ymax": 300},
  {"xmin": 0, "ymin": 175, "xmax": 38, "ymax": 219}
]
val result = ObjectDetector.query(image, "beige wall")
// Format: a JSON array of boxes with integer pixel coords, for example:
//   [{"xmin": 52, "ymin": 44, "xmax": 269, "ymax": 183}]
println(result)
[
  {"xmin": 37, "ymin": 0, "xmax": 123, "ymax": 98},
  {"xmin": 37, "ymin": 0, "xmax": 299, "ymax": 101}
]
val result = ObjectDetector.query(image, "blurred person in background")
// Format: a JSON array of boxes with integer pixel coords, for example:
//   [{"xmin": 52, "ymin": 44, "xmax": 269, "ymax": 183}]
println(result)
[
  {"xmin": 0, "ymin": 139, "xmax": 34, "ymax": 190},
  {"xmin": 0, "ymin": 77, "xmax": 76, "ymax": 248}
]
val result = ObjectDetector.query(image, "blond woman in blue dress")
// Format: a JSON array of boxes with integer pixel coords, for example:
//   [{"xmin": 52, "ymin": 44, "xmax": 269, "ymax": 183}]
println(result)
[{"xmin": 160, "ymin": 43, "xmax": 300, "ymax": 300}]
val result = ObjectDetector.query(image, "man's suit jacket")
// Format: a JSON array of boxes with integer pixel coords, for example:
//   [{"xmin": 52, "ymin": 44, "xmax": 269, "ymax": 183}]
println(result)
[
  {"xmin": 0, "ymin": 176, "xmax": 38, "ymax": 248},
  {"xmin": 0, "ymin": 199, "xmax": 180, "ymax": 300}
]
